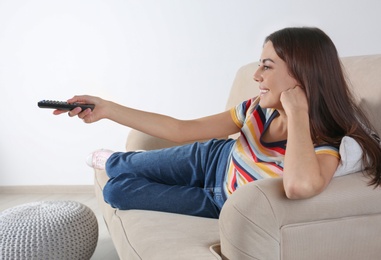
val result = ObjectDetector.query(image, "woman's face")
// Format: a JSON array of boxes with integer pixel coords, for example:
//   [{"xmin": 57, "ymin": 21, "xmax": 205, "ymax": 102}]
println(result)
[{"xmin": 254, "ymin": 41, "xmax": 299, "ymax": 111}]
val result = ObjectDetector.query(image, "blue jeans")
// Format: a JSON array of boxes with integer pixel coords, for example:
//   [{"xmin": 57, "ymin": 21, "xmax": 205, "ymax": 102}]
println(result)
[{"xmin": 103, "ymin": 139, "xmax": 235, "ymax": 218}]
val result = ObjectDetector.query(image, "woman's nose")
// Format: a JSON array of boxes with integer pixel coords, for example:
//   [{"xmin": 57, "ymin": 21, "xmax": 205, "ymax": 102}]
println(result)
[{"xmin": 253, "ymin": 67, "xmax": 262, "ymax": 82}]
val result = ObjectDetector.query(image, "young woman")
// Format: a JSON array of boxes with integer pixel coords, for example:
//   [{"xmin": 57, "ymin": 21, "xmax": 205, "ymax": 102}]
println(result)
[{"xmin": 55, "ymin": 27, "xmax": 381, "ymax": 218}]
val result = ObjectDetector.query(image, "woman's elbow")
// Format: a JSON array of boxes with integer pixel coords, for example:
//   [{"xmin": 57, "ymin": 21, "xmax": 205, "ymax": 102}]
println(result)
[{"xmin": 283, "ymin": 181, "xmax": 324, "ymax": 200}]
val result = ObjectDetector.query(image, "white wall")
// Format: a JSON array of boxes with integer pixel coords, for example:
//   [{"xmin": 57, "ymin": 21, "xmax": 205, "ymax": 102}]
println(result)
[{"xmin": 1, "ymin": 0, "xmax": 380, "ymax": 186}]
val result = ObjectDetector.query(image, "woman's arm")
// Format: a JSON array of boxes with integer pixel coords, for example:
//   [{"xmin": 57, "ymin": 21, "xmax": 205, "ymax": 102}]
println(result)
[
  {"xmin": 280, "ymin": 88, "xmax": 340, "ymax": 199},
  {"xmin": 54, "ymin": 95, "xmax": 240, "ymax": 143}
]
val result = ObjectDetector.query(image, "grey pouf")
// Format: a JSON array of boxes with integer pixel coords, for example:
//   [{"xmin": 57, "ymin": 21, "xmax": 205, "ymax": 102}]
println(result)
[{"xmin": 0, "ymin": 200, "xmax": 98, "ymax": 260}]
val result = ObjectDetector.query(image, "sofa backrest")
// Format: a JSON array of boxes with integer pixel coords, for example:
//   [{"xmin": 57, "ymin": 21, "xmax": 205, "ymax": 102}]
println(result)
[
  {"xmin": 226, "ymin": 54, "xmax": 381, "ymax": 135},
  {"xmin": 341, "ymin": 55, "xmax": 381, "ymax": 135},
  {"xmin": 225, "ymin": 61, "xmax": 260, "ymax": 111}
]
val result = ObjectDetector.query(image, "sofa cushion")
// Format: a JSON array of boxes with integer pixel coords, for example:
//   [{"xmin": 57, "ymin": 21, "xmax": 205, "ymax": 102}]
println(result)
[
  {"xmin": 334, "ymin": 136, "xmax": 363, "ymax": 177},
  {"xmin": 113, "ymin": 210, "xmax": 220, "ymax": 259}
]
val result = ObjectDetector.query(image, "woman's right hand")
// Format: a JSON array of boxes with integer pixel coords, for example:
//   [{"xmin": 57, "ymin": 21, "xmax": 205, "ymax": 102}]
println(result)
[{"xmin": 53, "ymin": 95, "xmax": 108, "ymax": 124}]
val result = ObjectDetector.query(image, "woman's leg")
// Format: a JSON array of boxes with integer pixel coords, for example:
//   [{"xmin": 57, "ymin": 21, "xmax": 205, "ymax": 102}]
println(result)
[{"xmin": 103, "ymin": 139, "xmax": 234, "ymax": 218}]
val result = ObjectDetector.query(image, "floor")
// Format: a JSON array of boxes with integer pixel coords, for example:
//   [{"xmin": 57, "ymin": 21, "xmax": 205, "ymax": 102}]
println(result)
[{"xmin": 0, "ymin": 191, "xmax": 120, "ymax": 260}]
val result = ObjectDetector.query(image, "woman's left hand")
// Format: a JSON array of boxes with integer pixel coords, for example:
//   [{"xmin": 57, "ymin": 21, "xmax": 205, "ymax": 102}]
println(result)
[{"xmin": 280, "ymin": 86, "xmax": 308, "ymax": 116}]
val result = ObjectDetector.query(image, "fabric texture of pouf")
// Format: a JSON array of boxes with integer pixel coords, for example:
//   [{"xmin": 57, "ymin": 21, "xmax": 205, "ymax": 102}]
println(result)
[{"xmin": 0, "ymin": 200, "xmax": 98, "ymax": 260}]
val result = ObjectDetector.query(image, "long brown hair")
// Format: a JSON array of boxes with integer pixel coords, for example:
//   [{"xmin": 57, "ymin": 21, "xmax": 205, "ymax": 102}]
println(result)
[{"xmin": 266, "ymin": 27, "xmax": 381, "ymax": 187}]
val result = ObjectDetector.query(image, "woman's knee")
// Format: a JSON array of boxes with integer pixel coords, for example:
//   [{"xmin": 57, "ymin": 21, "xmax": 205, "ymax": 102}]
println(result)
[
  {"xmin": 103, "ymin": 181, "xmax": 127, "ymax": 209},
  {"xmin": 103, "ymin": 174, "xmax": 144, "ymax": 210}
]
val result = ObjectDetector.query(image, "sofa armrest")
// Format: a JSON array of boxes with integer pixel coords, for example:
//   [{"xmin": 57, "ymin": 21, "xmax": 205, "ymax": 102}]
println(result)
[
  {"xmin": 219, "ymin": 172, "xmax": 381, "ymax": 260},
  {"xmin": 125, "ymin": 129, "xmax": 185, "ymax": 151}
]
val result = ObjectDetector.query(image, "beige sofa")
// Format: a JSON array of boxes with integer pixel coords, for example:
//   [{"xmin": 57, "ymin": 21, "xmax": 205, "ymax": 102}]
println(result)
[{"xmin": 94, "ymin": 54, "xmax": 381, "ymax": 260}]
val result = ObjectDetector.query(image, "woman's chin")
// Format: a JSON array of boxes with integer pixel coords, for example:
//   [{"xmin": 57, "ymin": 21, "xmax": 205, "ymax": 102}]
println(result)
[{"xmin": 259, "ymin": 98, "xmax": 270, "ymax": 108}]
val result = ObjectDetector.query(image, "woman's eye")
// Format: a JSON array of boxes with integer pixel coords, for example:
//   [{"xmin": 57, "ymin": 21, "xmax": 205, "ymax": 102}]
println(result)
[{"xmin": 258, "ymin": 64, "xmax": 270, "ymax": 71}]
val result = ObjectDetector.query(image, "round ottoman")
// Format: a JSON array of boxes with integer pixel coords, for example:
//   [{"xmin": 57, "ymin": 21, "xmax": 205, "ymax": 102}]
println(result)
[{"xmin": 0, "ymin": 200, "xmax": 98, "ymax": 260}]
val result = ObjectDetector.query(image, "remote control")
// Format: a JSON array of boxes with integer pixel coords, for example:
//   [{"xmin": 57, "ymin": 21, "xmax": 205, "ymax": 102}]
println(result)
[{"xmin": 38, "ymin": 100, "xmax": 95, "ymax": 111}]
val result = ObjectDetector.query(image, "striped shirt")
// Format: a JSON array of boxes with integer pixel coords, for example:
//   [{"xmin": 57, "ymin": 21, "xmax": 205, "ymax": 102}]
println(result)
[{"xmin": 223, "ymin": 97, "xmax": 340, "ymax": 198}]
